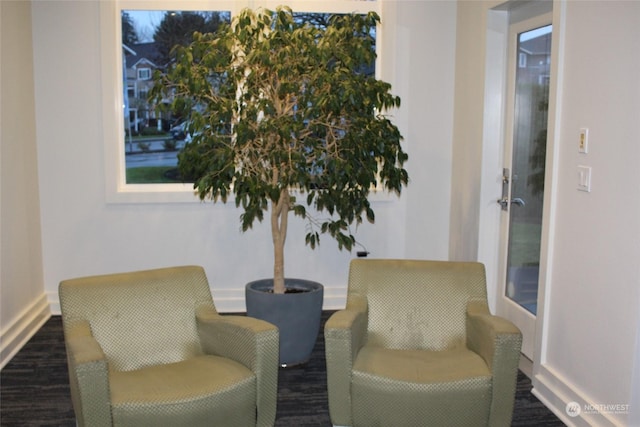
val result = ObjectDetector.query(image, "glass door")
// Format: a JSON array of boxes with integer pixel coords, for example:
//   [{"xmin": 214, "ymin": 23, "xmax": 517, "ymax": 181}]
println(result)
[{"xmin": 498, "ymin": 15, "xmax": 552, "ymax": 359}]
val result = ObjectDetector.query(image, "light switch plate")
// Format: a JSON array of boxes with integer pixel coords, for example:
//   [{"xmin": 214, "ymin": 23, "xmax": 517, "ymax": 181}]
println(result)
[
  {"xmin": 578, "ymin": 165, "xmax": 591, "ymax": 192},
  {"xmin": 579, "ymin": 128, "xmax": 589, "ymax": 153}
]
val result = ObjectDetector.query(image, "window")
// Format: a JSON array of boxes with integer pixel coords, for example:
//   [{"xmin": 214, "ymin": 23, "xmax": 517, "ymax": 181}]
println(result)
[
  {"xmin": 103, "ymin": 1, "xmax": 382, "ymax": 203},
  {"xmin": 518, "ymin": 52, "xmax": 527, "ymax": 68},
  {"xmin": 137, "ymin": 67, "xmax": 152, "ymax": 80}
]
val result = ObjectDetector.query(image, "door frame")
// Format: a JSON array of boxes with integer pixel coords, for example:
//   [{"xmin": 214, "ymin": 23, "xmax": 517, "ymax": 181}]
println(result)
[
  {"xmin": 477, "ymin": 0, "xmax": 563, "ymax": 367},
  {"xmin": 499, "ymin": 12, "xmax": 553, "ymax": 360}
]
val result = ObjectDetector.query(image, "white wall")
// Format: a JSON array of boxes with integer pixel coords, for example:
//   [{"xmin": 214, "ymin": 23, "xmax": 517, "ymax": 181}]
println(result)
[
  {"xmin": 0, "ymin": 0, "xmax": 50, "ymax": 369},
  {"xmin": 449, "ymin": 0, "xmax": 487, "ymax": 264},
  {"xmin": 390, "ymin": 0, "xmax": 456, "ymax": 260},
  {"xmin": 29, "ymin": 0, "xmax": 455, "ymax": 314},
  {"xmin": 538, "ymin": 2, "xmax": 640, "ymax": 425},
  {"xmin": 451, "ymin": 1, "xmax": 640, "ymax": 425}
]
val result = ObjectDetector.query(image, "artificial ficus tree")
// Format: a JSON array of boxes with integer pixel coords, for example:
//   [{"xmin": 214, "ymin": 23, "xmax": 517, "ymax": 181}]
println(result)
[{"xmin": 151, "ymin": 6, "xmax": 408, "ymax": 294}]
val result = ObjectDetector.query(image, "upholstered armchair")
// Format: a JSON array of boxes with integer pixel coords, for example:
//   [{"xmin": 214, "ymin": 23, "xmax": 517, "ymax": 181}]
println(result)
[
  {"xmin": 59, "ymin": 265, "xmax": 279, "ymax": 427},
  {"xmin": 325, "ymin": 259, "xmax": 522, "ymax": 427}
]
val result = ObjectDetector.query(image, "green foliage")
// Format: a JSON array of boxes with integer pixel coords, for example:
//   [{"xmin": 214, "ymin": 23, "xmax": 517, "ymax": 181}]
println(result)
[
  {"xmin": 136, "ymin": 142, "xmax": 151, "ymax": 153},
  {"xmin": 139, "ymin": 127, "xmax": 166, "ymax": 136},
  {"xmin": 151, "ymin": 6, "xmax": 408, "ymax": 268},
  {"xmin": 121, "ymin": 12, "xmax": 139, "ymax": 45},
  {"xmin": 527, "ymin": 85, "xmax": 549, "ymax": 198},
  {"xmin": 153, "ymin": 11, "xmax": 228, "ymax": 65},
  {"xmin": 163, "ymin": 139, "xmax": 178, "ymax": 151}
]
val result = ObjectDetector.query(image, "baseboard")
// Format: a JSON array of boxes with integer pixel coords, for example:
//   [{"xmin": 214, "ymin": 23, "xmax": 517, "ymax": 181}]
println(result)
[
  {"xmin": 532, "ymin": 363, "xmax": 625, "ymax": 426},
  {"xmin": 211, "ymin": 288, "xmax": 248, "ymax": 313},
  {"xmin": 1, "ymin": 294, "xmax": 51, "ymax": 369},
  {"xmin": 48, "ymin": 290, "xmax": 61, "ymax": 315},
  {"xmin": 211, "ymin": 287, "xmax": 347, "ymax": 312},
  {"xmin": 519, "ymin": 353, "xmax": 533, "ymax": 378},
  {"xmin": 322, "ymin": 286, "xmax": 348, "ymax": 311}
]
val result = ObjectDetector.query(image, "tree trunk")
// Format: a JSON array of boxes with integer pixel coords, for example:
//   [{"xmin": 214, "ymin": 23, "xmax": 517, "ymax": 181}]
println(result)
[{"xmin": 271, "ymin": 189, "xmax": 289, "ymax": 294}]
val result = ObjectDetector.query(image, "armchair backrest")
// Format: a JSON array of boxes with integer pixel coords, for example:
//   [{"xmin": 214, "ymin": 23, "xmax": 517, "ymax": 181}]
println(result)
[
  {"xmin": 347, "ymin": 259, "xmax": 488, "ymax": 351},
  {"xmin": 59, "ymin": 266, "xmax": 216, "ymax": 372}
]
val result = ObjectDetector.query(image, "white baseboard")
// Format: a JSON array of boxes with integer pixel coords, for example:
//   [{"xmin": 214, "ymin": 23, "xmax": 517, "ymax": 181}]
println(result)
[
  {"xmin": 322, "ymin": 286, "xmax": 348, "ymax": 311},
  {"xmin": 48, "ymin": 290, "xmax": 61, "ymax": 315},
  {"xmin": 1, "ymin": 294, "xmax": 51, "ymax": 369},
  {"xmin": 211, "ymin": 288, "xmax": 247, "ymax": 313},
  {"xmin": 519, "ymin": 353, "xmax": 533, "ymax": 378},
  {"xmin": 212, "ymin": 286, "xmax": 347, "ymax": 313},
  {"xmin": 532, "ymin": 364, "xmax": 625, "ymax": 427}
]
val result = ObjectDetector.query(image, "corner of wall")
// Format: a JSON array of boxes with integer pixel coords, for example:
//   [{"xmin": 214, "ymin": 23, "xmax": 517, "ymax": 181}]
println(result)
[{"xmin": 0, "ymin": 295, "xmax": 51, "ymax": 369}]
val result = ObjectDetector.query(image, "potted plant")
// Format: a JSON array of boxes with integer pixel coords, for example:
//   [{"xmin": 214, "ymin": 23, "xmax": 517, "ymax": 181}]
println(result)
[{"xmin": 150, "ymin": 6, "xmax": 408, "ymax": 365}]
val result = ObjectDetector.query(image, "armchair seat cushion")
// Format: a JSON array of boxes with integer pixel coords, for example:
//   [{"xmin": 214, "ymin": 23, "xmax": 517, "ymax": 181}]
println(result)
[
  {"xmin": 110, "ymin": 355, "xmax": 256, "ymax": 427},
  {"xmin": 352, "ymin": 346, "xmax": 492, "ymax": 427},
  {"xmin": 353, "ymin": 345, "xmax": 490, "ymax": 383}
]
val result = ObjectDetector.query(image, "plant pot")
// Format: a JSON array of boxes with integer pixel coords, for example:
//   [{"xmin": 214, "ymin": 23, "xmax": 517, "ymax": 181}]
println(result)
[{"xmin": 245, "ymin": 278, "xmax": 324, "ymax": 367}]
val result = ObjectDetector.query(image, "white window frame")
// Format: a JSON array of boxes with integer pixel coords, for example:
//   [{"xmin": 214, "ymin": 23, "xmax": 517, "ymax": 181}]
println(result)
[{"xmin": 102, "ymin": 0, "xmax": 384, "ymax": 204}]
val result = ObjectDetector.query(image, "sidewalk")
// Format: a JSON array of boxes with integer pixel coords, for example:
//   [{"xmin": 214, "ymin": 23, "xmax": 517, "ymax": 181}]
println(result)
[{"xmin": 124, "ymin": 137, "xmax": 185, "ymax": 154}]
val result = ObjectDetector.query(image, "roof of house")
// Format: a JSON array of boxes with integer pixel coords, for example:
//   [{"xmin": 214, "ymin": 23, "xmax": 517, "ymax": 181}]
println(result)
[
  {"xmin": 124, "ymin": 42, "xmax": 164, "ymax": 68},
  {"xmin": 520, "ymin": 33, "xmax": 552, "ymax": 56}
]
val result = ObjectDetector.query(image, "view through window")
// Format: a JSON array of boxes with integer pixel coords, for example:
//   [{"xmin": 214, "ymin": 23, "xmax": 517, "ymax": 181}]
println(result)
[
  {"xmin": 122, "ymin": 10, "xmax": 231, "ymax": 184},
  {"xmin": 121, "ymin": 9, "xmax": 377, "ymax": 184}
]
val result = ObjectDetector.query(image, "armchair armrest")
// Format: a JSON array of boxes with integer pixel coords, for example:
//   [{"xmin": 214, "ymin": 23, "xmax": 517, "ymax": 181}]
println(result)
[
  {"xmin": 466, "ymin": 300, "xmax": 522, "ymax": 426},
  {"xmin": 196, "ymin": 307, "xmax": 279, "ymax": 427},
  {"xmin": 324, "ymin": 294, "xmax": 368, "ymax": 426},
  {"xmin": 64, "ymin": 320, "xmax": 112, "ymax": 427}
]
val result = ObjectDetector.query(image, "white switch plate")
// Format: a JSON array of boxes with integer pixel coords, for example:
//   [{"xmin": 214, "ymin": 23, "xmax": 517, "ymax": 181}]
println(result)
[
  {"xmin": 579, "ymin": 128, "xmax": 589, "ymax": 153},
  {"xmin": 578, "ymin": 165, "xmax": 591, "ymax": 192}
]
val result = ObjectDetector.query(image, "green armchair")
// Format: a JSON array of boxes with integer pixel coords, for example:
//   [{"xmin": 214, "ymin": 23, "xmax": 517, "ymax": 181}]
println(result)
[
  {"xmin": 59, "ymin": 265, "xmax": 279, "ymax": 427},
  {"xmin": 325, "ymin": 259, "xmax": 522, "ymax": 427}
]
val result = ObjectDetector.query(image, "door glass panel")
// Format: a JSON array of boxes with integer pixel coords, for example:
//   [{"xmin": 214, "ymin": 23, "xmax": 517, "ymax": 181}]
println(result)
[{"xmin": 505, "ymin": 25, "xmax": 552, "ymax": 315}]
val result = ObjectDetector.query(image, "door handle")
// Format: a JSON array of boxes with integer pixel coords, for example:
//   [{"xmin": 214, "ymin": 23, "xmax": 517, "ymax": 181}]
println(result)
[
  {"xmin": 497, "ymin": 197, "xmax": 526, "ymax": 210},
  {"xmin": 498, "ymin": 168, "xmax": 526, "ymax": 210},
  {"xmin": 498, "ymin": 197, "xmax": 509, "ymax": 210},
  {"xmin": 499, "ymin": 168, "xmax": 510, "ymax": 211}
]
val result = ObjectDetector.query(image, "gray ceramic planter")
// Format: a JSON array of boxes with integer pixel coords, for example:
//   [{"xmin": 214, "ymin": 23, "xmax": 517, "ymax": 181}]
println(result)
[{"xmin": 245, "ymin": 278, "xmax": 324, "ymax": 367}]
